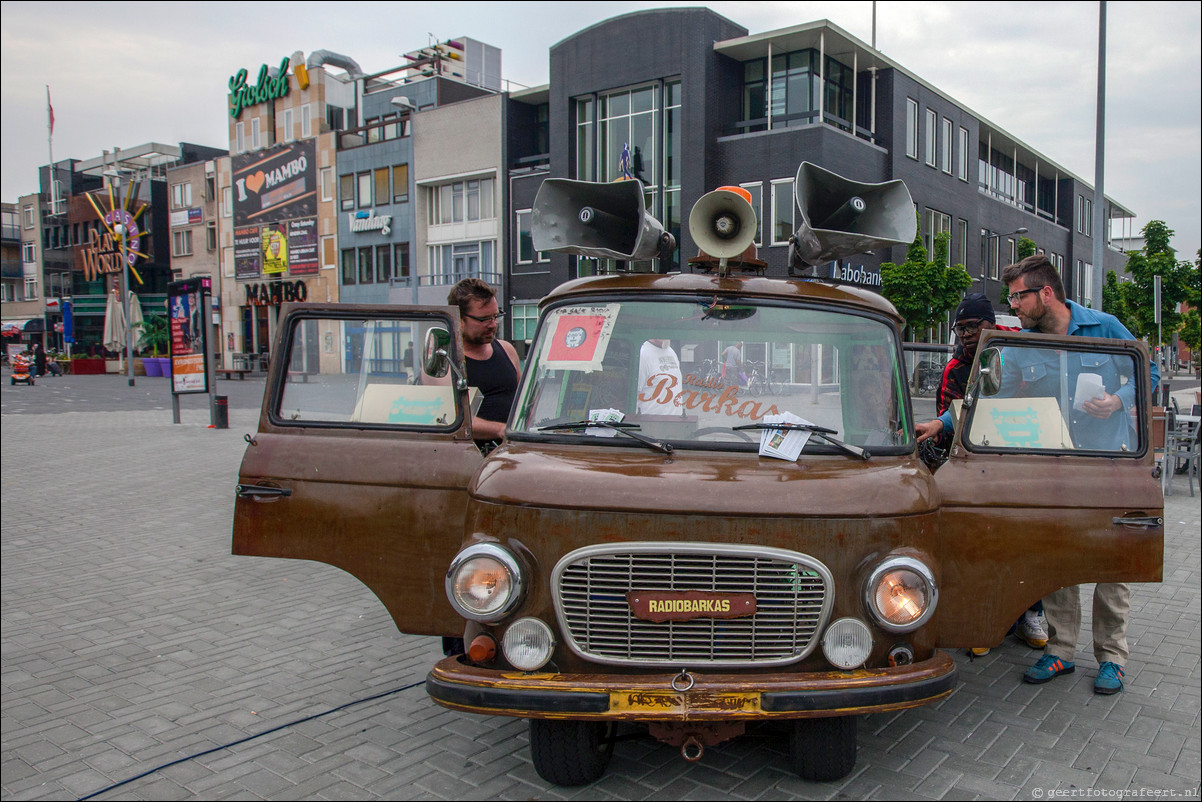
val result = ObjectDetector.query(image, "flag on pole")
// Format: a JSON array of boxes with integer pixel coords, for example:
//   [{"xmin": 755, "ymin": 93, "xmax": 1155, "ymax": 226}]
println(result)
[{"xmin": 47, "ymin": 87, "xmax": 55, "ymax": 136}]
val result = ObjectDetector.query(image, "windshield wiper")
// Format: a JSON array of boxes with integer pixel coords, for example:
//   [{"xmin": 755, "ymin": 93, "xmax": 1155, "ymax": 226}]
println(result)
[
  {"xmin": 732, "ymin": 422, "xmax": 870, "ymax": 460},
  {"xmin": 538, "ymin": 420, "xmax": 674, "ymax": 455}
]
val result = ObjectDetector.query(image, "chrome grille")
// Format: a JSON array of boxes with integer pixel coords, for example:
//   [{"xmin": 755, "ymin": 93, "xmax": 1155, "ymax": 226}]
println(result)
[{"xmin": 552, "ymin": 543, "xmax": 832, "ymax": 667}]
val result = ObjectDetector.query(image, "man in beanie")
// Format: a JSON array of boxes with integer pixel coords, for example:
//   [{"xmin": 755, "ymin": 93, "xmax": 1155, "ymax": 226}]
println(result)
[
  {"xmin": 915, "ymin": 293, "xmax": 1046, "ymax": 655},
  {"xmin": 916, "ymin": 293, "xmax": 1009, "ymax": 446}
]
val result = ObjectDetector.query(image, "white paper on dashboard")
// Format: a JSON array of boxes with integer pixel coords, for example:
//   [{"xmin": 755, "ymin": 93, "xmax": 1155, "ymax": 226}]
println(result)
[{"xmin": 758, "ymin": 412, "xmax": 813, "ymax": 461}]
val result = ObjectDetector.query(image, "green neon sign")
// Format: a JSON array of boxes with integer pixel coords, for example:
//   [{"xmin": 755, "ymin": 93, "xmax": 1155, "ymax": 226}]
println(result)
[{"xmin": 229, "ymin": 58, "xmax": 291, "ymax": 119}]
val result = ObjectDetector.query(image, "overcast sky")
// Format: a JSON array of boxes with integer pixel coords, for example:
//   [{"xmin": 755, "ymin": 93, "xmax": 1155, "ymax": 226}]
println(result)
[{"xmin": 2, "ymin": 1, "xmax": 1198, "ymax": 257}]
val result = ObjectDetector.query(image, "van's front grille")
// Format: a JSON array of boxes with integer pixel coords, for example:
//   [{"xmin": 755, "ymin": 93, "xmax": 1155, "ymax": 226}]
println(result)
[{"xmin": 552, "ymin": 543, "xmax": 833, "ymax": 667}]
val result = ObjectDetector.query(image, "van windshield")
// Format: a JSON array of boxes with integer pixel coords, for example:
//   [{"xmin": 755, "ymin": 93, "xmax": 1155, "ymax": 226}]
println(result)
[{"xmin": 511, "ymin": 297, "xmax": 911, "ymax": 453}]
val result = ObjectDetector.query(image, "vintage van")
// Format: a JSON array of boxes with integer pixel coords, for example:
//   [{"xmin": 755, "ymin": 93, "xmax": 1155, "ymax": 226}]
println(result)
[{"xmin": 232, "ymin": 270, "xmax": 1162, "ymax": 785}]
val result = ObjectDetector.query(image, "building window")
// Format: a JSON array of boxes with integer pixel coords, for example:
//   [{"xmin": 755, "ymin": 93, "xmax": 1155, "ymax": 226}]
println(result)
[
  {"xmin": 22, "ymin": 242, "xmax": 36, "ymax": 262},
  {"xmin": 770, "ymin": 178, "xmax": 794, "ymax": 246},
  {"xmin": 302, "ymin": 104, "xmax": 312, "ymax": 138},
  {"xmin": 941, "ymin": 118, "xmax": 953, "ymax": 174},
  {"xmin": 341, "ymin": 249, "xmax": 356, "ymax": 285},
  {"xmin": 515, "ymin": 210, "xmax": 547, "ymax": 266},
  {"xmin": 222, "ymin": 186, "xmax": 232, "ymax": 218},
  {"xmin": 740, "ymin": 182, "xmax": 764, "ymax": 247},
  {"xmin": 394, "ymin": 243, "xmax": 410, "ymax": 280},
  {"xmin": 429, "ymin": 241, "xmax": 496, "ymax": 284},
  {"xmin": 235, "ymin": 122, "xmax": 245, "ymax": 154},
  {"xmin": 374, "ymin": 169, "xmax": 390, "ymax": 207},
  {"xmin": 429, "ymin": 178, "xmax": 495, "ymax": 224},
  {"xmin": 924, "ymin": 209, "xmax": 952, "ymax": 265},
  {"xmin": 512, "ymin": 303, "xmax": 539, "ymax": 342},
  {"xmin": 171, "ymin": 182, "xmax": 192, "ymax": 209},
  {"xmin": 575, "ymin": 98, "xmax": 595, "ymax": 181},
  {"xmin": 340, "ymin": 174, "xmax": 355, "ymax": 211},
  {"xmin": 172, "ymin": 230, "xmax": 193, "ymax": 257},
  {"xmin": 223, "ymin": 246, "xmax": 235, "ymax": 277},
  {"xmin": 206, "ymin": 222, "xmax": 217, "ymax": 251},
  {"xmin": 282, "ymin": 108, "xmax": 294, "ymax": 143},
  {"xmin": 958, "ymin": 219, "xmax": 968, "ymax": 267},
  {"xmin": 357, "ymin": 172, "xmax": 372, "ymax": 209},
  {"xmin": 1, "ymin": 283, "xmax": 16, "ymax": 302},
  {"xmin": 24, "ymin": 278, "xmax": 37, "ymax": 300},
  {"xmin": 321, "ymin": 235, "xmax": 336, "ymax": 269},
  {"xmin": 599, "ymin": 86, "xmax": 657, "ymax": 185},
  {"xmin": 924, "ymin": 108, "xmax": 937, "ymax": 167},
  {"xmin": 906, "ymin": 99, "xmax": 919, "ymax": 159},
  {"xmin": 320, "ymin": 168, "xmax": 333, "ymax": 202},
  {"xmin": 251, "ymin": 117, "xmax": 261, "ymax": 150},
  {"xmin": 958, "ymin": 127, "xmax": 969, "ymax": 180},
  {"xmin": 391, "ymin": 164, "xmax": 409, "ymax": 203},
  {"xmin": 358, "ymin": 246, "xmax": 374, "ymax": 284},
  {"xmin": 375, "ymin": 245, "xmax": 392, "ymax": 283}
]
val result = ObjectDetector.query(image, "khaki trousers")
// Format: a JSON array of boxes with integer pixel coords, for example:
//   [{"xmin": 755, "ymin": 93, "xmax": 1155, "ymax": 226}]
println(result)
[{"xmin": 1043, "ymin": 583, "xmax": 1130, "ymax": 666}]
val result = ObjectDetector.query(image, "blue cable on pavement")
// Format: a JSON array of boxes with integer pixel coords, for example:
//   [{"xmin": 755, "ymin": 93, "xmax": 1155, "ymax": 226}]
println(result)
[{"xmin": 77, "ymin": 679, "xmax": 425, "ymax": 801}]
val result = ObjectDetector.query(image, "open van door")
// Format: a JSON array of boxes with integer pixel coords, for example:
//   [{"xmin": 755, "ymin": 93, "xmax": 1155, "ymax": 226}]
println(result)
[
  {"xmin": 932, "ymin": 330, "xmax": 1163, "ymax": 646},
  {"xmin": 232, "ymin": 304, "xmax": 481, "ymax": 636}
]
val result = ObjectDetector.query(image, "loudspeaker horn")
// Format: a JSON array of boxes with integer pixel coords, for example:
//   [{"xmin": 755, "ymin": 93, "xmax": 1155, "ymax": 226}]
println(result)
[
  {"xmin": 688, "ymin": 187, "xmax": 757, "ymax": 260},
  {"xmin": 789, "ymin": 162, "xmax": 916, "ymax": 269},
  {"xmin": 532, "ymin": 178, "xmax": 676, "ymax": 262}
]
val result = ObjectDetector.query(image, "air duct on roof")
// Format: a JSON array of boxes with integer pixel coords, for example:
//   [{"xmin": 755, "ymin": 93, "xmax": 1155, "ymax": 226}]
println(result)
[{"xmin": 306, "ymin": 50, "xmax": 365, "ymax": 78}]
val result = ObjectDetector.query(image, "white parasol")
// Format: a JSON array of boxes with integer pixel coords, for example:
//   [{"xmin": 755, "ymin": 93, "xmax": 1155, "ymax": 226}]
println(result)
[
  {"xmin": 127, "ymin": 291, "xmax": 145, "ymax": 352},
  {"xmin": 102, "ymin": 288, "xmax": 126, "ymax": 354}
]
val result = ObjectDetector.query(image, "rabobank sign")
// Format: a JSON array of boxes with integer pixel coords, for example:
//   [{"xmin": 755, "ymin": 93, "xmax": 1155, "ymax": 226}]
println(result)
[{"xmin": 828, "ymin": 262, "xmax": 881, "ymax": 287}]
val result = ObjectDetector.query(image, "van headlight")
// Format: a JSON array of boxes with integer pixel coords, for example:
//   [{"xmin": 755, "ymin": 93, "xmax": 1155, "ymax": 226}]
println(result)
[
  {"xmin": 446, "ymin": 544, "xmax": 524, "ymax": 622},
  {"xmin": 865, "ymin": 557, "xmax": 937, "ymax": 632}
]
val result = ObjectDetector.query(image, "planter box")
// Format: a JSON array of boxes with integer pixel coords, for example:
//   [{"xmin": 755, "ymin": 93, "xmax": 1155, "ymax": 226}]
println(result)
[{"xmin": 71, "ymin": 358, "xmax": 105, "ymax": 375}]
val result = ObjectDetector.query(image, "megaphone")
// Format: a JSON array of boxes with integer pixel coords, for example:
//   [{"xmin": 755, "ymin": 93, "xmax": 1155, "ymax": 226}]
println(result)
[
  {"xmin": 687, "ymin": 187, "xmax": 761, "ymax": 277},
  {"xmin": 532, "ymin": 178, "xmax": 676, "ymax": 262},
  {"xmin": 789, "ymin": 162, "xmax": 916, "ymax": 270}
]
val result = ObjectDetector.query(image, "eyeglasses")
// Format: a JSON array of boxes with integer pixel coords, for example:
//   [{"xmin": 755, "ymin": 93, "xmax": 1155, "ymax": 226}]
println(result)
[
  {"xmin": 953, "ymin": 321, "xmax": 983, "ymax": 336},
  {"xmin": 463, "ymin": 310, "xmax": 505, "ymax": 323},
  {"xmin": 1006, "ymin": 286, "xmax": 1045, "ymax": 305}
]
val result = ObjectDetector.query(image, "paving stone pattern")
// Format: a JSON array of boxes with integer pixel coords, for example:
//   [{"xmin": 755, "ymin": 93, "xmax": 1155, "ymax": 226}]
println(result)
[{"xmin": 2, "ymin": 373, "xmax": 1199, "ymax": 800}]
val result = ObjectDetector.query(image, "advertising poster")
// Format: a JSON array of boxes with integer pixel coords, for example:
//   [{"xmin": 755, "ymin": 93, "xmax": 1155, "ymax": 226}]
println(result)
[
  {"xmin": 261, "ymin": 223, "xmax": 288, "ymax": 275},
  {"xmin": 234, "ymin": 226, "xmax": 262, "ymax": 279},
  {"xmin": 168, "ymin": 279, "xmax": 210, "ymax": 394},
  {"xmin": 232, "ymin": 139, "xmax": 316, "ymax": 226},
  {"xmin": 287, "ymin": 217, "xmax": 318, "ymax": 275},
  {"xmin": 541, "ymin": 304, "xmax": 619, "ymax": 372}
]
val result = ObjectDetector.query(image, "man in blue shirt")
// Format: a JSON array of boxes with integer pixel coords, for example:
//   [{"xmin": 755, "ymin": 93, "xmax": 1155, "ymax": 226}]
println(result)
[{"xmin": 1001, "ymin": 255, "xmax": 1158, "ymax": 695}]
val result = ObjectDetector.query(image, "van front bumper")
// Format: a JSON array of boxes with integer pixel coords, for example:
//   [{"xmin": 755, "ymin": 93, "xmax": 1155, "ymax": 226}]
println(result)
[{"xmin": 426, "ymin": 650, "xmax": 957, "ymax": 720}]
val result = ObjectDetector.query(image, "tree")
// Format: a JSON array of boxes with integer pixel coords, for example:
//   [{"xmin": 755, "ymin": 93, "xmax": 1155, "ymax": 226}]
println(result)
[
  {"xmin": 880, "ymin": 220, "xmax": 973, "ymax": 341},
  {"xmin": 1120, "ymin": 221, "xmax": 1200, "ymax": 345},
  {"xmin": 1101, "ymin": 270, "xmax": 1139, "ymax": 336}
]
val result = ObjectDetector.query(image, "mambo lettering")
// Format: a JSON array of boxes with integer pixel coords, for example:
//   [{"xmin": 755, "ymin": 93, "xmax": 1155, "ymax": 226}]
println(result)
[
  {"xmin": 627, "ymin": 591, "xmax": 757, "ymax": 623},
  {"xmin": 229, "ymin": 58, "xmax": 291, "ymax": 119},
  {"xmin": 245, "ymin": 280, "xmax": 308, "ymax": 307}
]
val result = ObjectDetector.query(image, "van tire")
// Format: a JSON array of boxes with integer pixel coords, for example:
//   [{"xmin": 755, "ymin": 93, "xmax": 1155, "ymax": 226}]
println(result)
[
  {"xmin": 789, "ymin": 716, "xmax": 857, "ymax": 782},
  {"xmin": 529, "ymin": 719, "xmax": 614, "ymax": 786}
]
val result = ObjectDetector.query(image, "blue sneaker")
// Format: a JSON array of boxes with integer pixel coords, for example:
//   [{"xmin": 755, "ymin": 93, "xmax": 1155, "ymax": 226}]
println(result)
[
  {"xmin": 1023, "ymin": 654, "xmax": 1075, "ymax": 684},
  {"xmin": 1094, "ymin": 661, "xmax": 1124, "ymax": 695}
]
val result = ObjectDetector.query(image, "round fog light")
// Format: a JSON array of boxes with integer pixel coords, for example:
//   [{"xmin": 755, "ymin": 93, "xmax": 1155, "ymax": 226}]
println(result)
[
  {"xmin": 822, "ymin": 617, "xmax": 873, "ymax": 669},
  {"xmin": 501, "ymin": 618, "xmax": 554, "ymax": 671}
]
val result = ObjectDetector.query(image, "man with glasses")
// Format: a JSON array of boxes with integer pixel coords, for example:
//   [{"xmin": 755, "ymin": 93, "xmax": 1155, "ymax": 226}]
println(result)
[
  {"xmin": 445, "ymin": 278, "xmax": 521, "ymax": 454},
  {"xmin": 1001, "ymin": 255, "xmax": 1157, "ymax": 695},
  {"xmin": 915, "ymin": 294, "xmax": 1045, "ymax": 655}
]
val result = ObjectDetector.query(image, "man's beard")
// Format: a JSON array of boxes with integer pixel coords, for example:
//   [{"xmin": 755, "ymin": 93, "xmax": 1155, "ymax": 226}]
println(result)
[{"xmin": 464, "ymin": 329, "xmax": 495, "ymax": 347}]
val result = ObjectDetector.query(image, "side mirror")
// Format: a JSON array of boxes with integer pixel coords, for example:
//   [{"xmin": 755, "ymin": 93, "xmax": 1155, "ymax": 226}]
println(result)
[
  {"xmin": 423, "ymin": 327, "xmax": 452, "ymax": 378},
  {"xmin": 976, "ymin": 347, "xmax": 1003, "ymax": 397}
]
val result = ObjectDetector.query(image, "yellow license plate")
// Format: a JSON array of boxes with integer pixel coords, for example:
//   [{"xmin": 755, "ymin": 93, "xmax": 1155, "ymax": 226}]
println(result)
[{"xmin": 609, "ymin": 690, "xmax": 761, "ymax": 714}]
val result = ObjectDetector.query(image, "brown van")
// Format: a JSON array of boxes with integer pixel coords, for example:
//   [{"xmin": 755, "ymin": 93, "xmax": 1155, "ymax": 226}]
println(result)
[{"xmin": 233, "ymin": 270, "xmax": 1162, "ymax": 785}]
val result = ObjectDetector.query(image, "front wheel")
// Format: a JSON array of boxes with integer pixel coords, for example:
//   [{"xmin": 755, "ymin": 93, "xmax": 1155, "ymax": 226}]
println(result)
[
  {"xmin": 529, "ymin": 719, "xmax": 615, "ymax": 786},
  {"xmin": 789, "ymin": 716, "xmax": 857, "ymax": 782}
]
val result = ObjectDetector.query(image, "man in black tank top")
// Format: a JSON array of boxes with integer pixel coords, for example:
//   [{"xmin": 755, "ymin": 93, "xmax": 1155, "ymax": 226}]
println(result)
[
  {"xmin": 446, "ymin": 278, "xmax": 521, "ymax": 452},
  {"xmin": 440, "ymin": 279, "xmax": 521, "ymax": 656}
]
